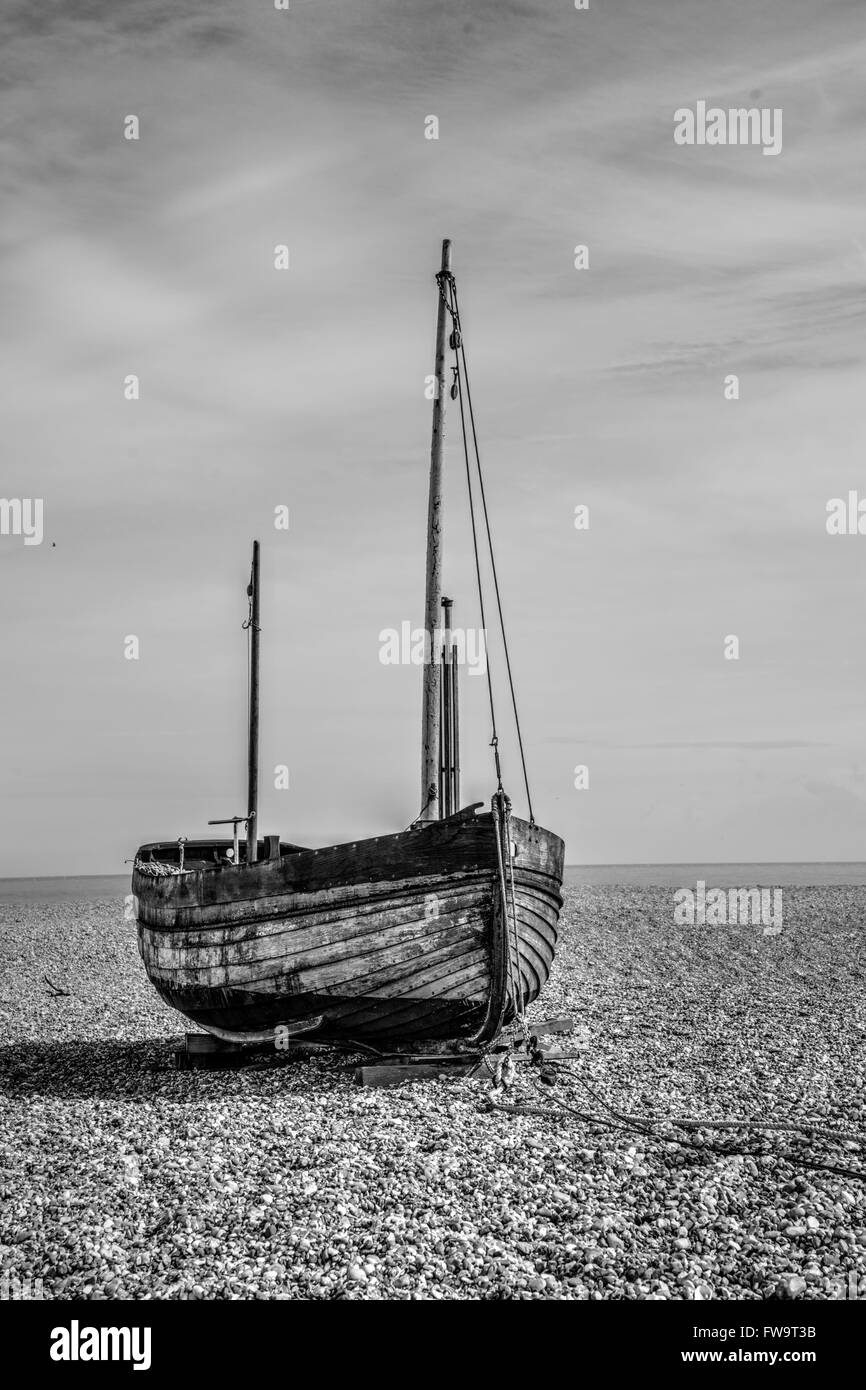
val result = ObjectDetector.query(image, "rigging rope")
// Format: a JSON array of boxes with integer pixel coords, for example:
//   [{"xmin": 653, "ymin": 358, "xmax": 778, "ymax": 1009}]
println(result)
[
  {"xmin": 434, "ymin": 265, "xmax": 538, "ymax": 1031},
  {"xmin": 492, "ymin": 790, "xmax": 530, "ymax": 1039},
  {"xmin": 442, "ymin": 271, "xmax": 536, "ymax": 824},
  {"xmin": 439, "ymin": 265, "xmax": 536, "ymax": 1030},
  {"xmin": 445, "ymin": 273, "xmax": 503, "ymax": 795}
]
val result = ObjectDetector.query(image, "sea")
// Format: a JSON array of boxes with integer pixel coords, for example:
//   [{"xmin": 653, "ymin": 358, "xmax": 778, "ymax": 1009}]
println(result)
[
  {"xmin": 566, "ymin": 863, "xmax": 866, "ymax": 887},
  {"xmin": 1, "ymin": 864, "xmax": 866, "ymax": 904}
]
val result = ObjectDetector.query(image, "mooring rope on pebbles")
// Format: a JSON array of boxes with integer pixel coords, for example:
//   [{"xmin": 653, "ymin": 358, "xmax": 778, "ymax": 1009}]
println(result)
[{"xmin": 484, "ymin": 1062, "xmax": 866, "ymax": 1182}]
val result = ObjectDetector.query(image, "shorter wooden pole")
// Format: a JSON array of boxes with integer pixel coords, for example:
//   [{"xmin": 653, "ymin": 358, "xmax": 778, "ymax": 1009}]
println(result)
[
  {"xmin": 451, "ymin": 637, "xmax": 460, "ymax": 811},
  {"xmin": 246, "ymin": 541, "xmax": 261, "ymax": 864},
  {"xmin": 441, "ymin": 597, "xmax": 453, "ymax": 816}
]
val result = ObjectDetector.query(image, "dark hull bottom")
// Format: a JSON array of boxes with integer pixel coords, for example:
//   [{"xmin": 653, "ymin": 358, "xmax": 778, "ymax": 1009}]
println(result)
[{"xmin": 156, "ymin": 983, "xmax": 485, "ymax": 1043}]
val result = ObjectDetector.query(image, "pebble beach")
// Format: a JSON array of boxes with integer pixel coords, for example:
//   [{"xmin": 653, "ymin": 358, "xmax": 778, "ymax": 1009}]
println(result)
[{"xmin": 1, "ymin": 883, "xmax": 864, "ymax": 1301}]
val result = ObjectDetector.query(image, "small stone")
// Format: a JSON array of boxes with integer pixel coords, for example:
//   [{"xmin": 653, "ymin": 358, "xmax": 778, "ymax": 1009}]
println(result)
[{"xmin": 777, "ymin": 1275, "xmax": 807, "ymax": 1299}]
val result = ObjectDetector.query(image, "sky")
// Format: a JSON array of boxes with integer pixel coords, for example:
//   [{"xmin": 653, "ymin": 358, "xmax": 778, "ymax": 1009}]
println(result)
[{"xmin": 2, "ymin": 0, "xmax": 866, "ymax": 875}]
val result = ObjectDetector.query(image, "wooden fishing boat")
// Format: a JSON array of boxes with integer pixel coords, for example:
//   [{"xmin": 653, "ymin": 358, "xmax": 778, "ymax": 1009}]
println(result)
[{"xmin": 131, "ymin": 240, "xmax": 565, "ymax": 1047}]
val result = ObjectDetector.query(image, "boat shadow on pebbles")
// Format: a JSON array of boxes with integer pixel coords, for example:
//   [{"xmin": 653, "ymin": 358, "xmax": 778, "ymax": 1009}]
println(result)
[{"xmin": 0, "ymin": 1039, "xmax": 345, "ymax": 1102}]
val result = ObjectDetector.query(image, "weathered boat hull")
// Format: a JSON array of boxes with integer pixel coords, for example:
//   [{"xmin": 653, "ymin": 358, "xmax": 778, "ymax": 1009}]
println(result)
[{"xmin": 132, "ymin": 806, "xmax": 564, "ymax": 1045}]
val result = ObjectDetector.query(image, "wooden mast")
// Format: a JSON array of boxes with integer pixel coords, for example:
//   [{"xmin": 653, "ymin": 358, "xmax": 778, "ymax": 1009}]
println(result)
[
  {"xmin": 420, "ymin": 238, "xmax": 451, "ymax": 822},
  {"xmin": 246, "ymin": 539, "xmax": 260, "ymax": 863}
]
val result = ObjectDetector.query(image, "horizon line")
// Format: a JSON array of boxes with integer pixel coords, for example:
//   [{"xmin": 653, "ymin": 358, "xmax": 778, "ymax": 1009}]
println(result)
[{"xmin": 3, "ymin": 860, "xmax": 866, "ymax": 883}]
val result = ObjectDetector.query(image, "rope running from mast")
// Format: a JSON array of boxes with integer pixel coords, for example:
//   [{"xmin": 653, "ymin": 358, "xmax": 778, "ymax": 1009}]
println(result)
[{"xmin": 436, "ymin": 269, "xmax": 536, "ymax": 825}]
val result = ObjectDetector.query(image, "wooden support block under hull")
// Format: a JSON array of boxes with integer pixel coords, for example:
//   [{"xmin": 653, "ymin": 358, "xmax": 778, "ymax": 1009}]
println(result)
[
  {"xmin": 353, "ymin": 1059, "xmax": 484, "ymax": 1087},
  {"xmin": 527, "ymin": 1016, "xmax": 575, "ymax": 1037},
  {"xmin": 172, "ymin": 1023, "xmax": 575, "ymax": 1079},
  {"xmin": 351, "ymin": 1031, "xmax": 575, "ymax": 1086},
  {"xmin": 186, "ymin": 1031, "xmax": 250, "ymax": 1054},
  {"xmin": 175, "ymin": 1031, "xmax": 320, "ymax": 1070},
  {"xmin": 175, "ymin": 1038, "xmax": 266, "ymax": 1070}
]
